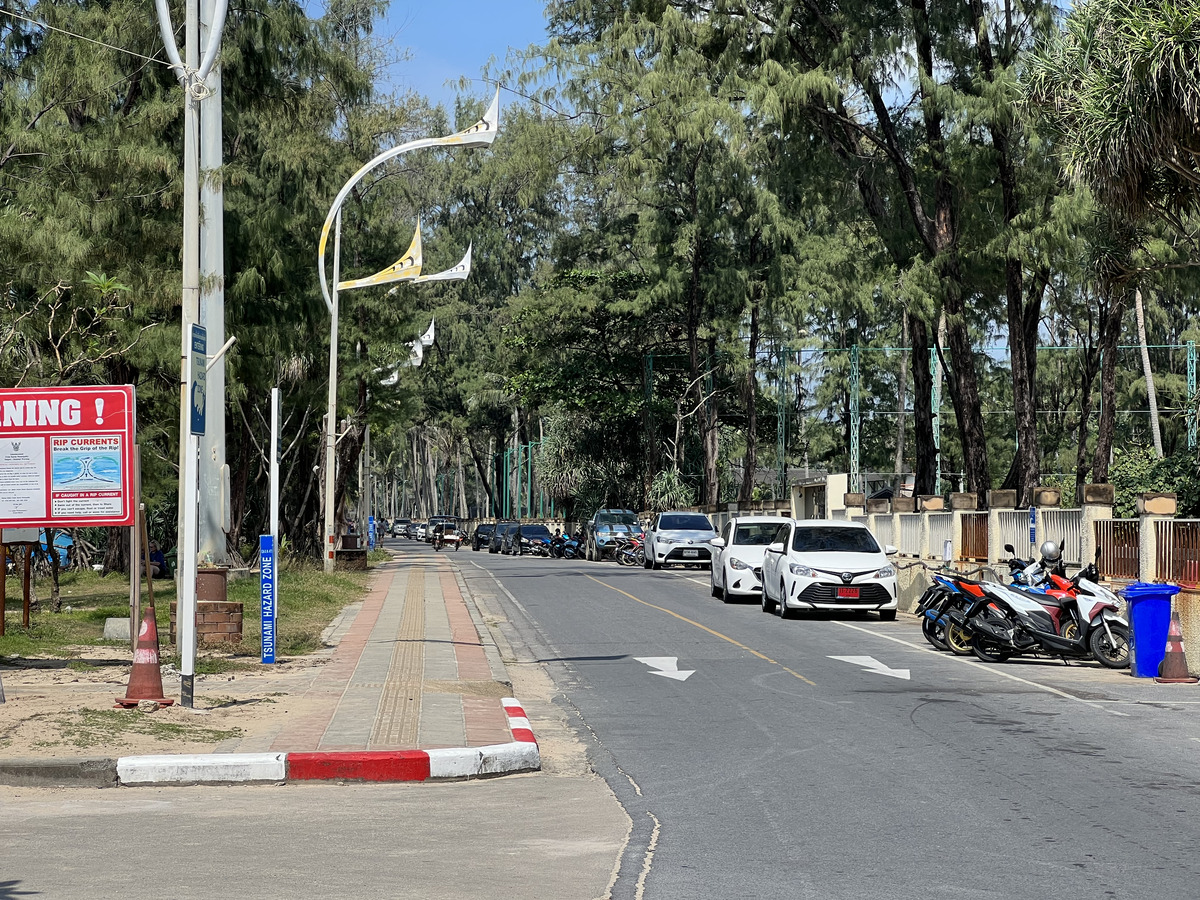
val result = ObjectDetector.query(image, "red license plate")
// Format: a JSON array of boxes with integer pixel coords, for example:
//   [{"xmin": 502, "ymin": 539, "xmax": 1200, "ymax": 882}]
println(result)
[{"xmin": 836, "ymin": 587, "xmax": 860, "ymax": 599}]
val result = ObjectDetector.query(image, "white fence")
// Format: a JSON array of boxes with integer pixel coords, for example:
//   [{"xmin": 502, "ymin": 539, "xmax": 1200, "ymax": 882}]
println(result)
[
  {"xmin": 927, "ymin": 513, "xmax": 952, "ymax": 558},
  {"xmin": 872, "ymin": 515, "xmax": 894, "ymax": 548},
  {"xmin": 996, "ymin": 510, "xmax": 1029, "ymax": 555},
  {"xmin": 899, "ymin": 513, "xmax": 923, "ymax": 556},
  {"xmin": 1041, "ymin": 508, "xmax": 1084, "ymax": 565}
]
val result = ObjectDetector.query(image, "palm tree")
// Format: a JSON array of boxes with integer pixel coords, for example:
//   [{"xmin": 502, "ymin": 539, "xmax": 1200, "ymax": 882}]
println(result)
[{"xmin": 1024, "ymin": 0, "xmax": 1200, "ymax": 472}]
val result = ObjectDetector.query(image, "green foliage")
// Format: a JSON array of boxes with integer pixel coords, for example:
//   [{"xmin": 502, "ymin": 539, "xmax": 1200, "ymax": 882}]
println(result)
[
  {"xmin": 1109, "ymin": 446, "xmax": 1200, "ymax": 518},
  {"xmin": 647, "ymin": 468, "xmax": 695, "ymax": 513}
]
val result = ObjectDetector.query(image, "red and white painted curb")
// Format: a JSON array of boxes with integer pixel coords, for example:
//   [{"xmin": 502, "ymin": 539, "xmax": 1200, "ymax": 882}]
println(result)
[{"xmin": 115, "ymin": 698, "xmax": 539, "ymax": 786}]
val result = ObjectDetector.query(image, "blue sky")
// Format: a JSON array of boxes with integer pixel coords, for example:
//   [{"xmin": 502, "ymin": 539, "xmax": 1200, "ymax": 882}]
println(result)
[{"xmin": 379, "ymin": 1, "xmax": 550, "ymax": 107}]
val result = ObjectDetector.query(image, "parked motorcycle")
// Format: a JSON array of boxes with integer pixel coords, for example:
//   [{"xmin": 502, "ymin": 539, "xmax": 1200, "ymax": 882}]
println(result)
[{"xmin": 962, "ymin": 565, "xmax": 1129, "ymax": 668}]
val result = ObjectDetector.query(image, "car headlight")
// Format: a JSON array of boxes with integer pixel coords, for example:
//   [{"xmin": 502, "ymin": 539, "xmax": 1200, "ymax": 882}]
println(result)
[
  {"xmin": 875, "ymin": 564, "xmax": 896, "ymax": 579},
  {"xmin": 789, "ymin": 563, "xmax": 815, "ymax": 577},
  {"xmin": 729, "ymin": 558, "xmax": 752, "ymax": 570},
  {"xmin": 659, "ymin": 537, "xmax": 676, "ymax": 545}
]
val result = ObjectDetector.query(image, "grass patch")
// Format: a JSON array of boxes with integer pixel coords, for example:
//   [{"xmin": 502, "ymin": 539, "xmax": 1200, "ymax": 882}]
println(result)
[
  {"xmin": 29, "ymin": 708, "xmax": 242, "ymax": 749},
  {"xmin": 1, "ymin": 561, "xmax": 371, "ymax": 664}
]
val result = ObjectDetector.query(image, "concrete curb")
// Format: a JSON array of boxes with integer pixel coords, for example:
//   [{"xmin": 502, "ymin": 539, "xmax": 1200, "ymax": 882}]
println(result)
[{"xmin": 0, "ymin": 698, "xmax": 540, "ymax": 788}]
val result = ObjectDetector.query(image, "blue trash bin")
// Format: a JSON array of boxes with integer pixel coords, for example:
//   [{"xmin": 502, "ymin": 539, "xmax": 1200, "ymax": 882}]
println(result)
[{"xmin": 1121, "ymin": 582, "xmax": 1181, "ymax": 677}]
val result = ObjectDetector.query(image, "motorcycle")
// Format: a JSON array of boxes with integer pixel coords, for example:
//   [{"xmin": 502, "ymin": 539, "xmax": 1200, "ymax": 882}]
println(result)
[
  {"xmin": 613, "ymin": 535, "xmax": 644, "ymax": 566},
  {"xmin": 442, "ymin": 529, "xmax": 464, "ymax": 551},
  {"xmin": 961, "ymin": 564, "xmax": 1129, "ymax": 668},
  {"xmin": 563, "ymin": 530, "xmax": 584, "ymax": 560}
]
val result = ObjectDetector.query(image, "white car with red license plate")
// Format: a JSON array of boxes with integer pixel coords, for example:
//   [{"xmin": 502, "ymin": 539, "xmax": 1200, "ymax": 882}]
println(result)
[
  {"xmin": 760, "ymin": 520, "xmax": 898, "ymax": 621},
  {"xmin": 709, "ymin": 515, "xmax": 790, "ymax": 602},
  {"xmin": 643, "ymin": 511, "xmax": 717, "ymax": 570}
]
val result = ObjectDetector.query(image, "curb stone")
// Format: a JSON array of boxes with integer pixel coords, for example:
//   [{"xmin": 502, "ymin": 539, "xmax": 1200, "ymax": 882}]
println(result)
[{"xmin": 0, "ymin": 698, "xmax": 539, "ymax": 788}]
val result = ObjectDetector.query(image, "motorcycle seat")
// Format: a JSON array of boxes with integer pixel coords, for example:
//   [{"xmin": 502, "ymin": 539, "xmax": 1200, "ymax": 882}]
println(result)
[{"xmin": 1010, "ymin": 586, "xmax": 1064, "ymax": 607}]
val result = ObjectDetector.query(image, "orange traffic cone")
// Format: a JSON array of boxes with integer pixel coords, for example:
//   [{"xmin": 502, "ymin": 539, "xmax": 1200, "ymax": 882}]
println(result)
[
  {"xmin": 1156, "ymin": 610, "xmax": 1198, "ymax": 684},
  {"xmin": 115, "ymin": 604, "xmax": 174, "ymax": 708}
]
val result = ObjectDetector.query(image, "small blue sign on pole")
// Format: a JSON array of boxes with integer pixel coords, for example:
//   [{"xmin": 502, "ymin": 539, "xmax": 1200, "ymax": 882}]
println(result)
[
  {"xmin": 260, "ymin": 534, "xmax": 276, "ymax": 664},
  {"xmin": 1029, "ymin": 505, "xmax": 1037, "ymax": 547},
  {"xmin": 368, "ymin": 514, "xmax": 376, "ymax": 550},
  {"xmin": 190, "ymin": 324, "xmax": 207, "ymax": 435}
]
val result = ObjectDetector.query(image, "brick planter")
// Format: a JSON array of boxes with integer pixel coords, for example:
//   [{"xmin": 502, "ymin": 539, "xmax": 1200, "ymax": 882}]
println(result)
[{"xmin": 170, "ymin": 600, "xmax": 244, "ymax": 646}]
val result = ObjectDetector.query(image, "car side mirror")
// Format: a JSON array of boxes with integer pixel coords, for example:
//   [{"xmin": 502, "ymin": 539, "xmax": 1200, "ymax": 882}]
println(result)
[
  {"xmin": 767, "ymin": 541, "xmax": 785, "ymax": 553},
  {"xmin": 885, "ymin": 545, "xmax": 898, "ymax": 556},
  {"xmin": 710, "ymin": 537, "xmax": 726, "ymax": 548}
]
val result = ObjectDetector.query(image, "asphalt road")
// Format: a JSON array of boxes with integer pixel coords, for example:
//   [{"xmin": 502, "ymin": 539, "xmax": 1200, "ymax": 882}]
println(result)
[{"xmin": 462, "ymin": 545, "xmax": 1200, "ymax": 900}]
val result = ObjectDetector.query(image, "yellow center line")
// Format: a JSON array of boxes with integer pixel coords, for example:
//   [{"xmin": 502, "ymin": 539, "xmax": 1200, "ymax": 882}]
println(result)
[{"xmin": 583, "ymin": 573, "xmax": 817, "ymax": 686}]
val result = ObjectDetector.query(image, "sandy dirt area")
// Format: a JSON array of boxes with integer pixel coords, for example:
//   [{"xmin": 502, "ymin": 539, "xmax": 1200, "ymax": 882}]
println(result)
[{"xmin": 0, "ymin": 647, "xmax": 330, "ymax": 759}]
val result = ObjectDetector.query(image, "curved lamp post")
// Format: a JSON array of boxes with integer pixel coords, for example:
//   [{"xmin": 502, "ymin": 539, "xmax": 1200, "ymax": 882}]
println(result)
[{"xmin": 317, "ymin": 92, "xmax": 499, "ymax": 573}]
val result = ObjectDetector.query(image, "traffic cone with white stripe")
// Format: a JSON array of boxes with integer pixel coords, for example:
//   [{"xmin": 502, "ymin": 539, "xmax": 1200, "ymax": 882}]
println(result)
[
  {"xmin": 1155, "ymin": 610, "xmax": 1198, "ymax": 684},
  {"xmin": 115, "ymin": 604, "xmax": 174, "ymax": 708}
]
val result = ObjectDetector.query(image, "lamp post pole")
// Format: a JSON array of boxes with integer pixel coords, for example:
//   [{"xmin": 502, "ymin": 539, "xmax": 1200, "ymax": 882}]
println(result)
[{"xmin": 317, "ymin": 94, "xmax": 499, "ymax": 573}]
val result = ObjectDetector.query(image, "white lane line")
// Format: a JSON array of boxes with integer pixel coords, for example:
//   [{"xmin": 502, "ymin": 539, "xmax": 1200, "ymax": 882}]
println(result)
[{"xmin": 832, "ymin": 619, "xmax": 1132, "ymax": 717}]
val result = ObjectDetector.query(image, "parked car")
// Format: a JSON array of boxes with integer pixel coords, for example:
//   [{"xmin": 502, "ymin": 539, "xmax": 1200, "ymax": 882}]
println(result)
[
  {"xmin": 514, "ymin": 523, "xmax": 554, "ymax": 555},
  {"xmin": 471, "ymin": 523, "xmax": 496, "ymax": 551},
  {"xmin": 644, "ymin": 511, "xmax": 718, "ymax": 570},
  {"xmin": 585, "ymin": 509, "xmax": 643, "ymax": 561},
  {"xmin": 391, "ymin": 518, "xmax": 411, "ymax": 537},
  {"xmin": 489, "ymin": 522, "xmax": 517, "ymax": 554},
  {"xmin": 404, "ymin": 521, "xmax": 421, "ymax": 539},
  {"xmin": 709, "ymin": 516, "xmax": 791, "ymax": 602},
  {"xmin": 760, "ymin": 520, "xmax": 898, "ymax": 620},
  {"xmin": 415, "ymin": 522, "xmax": 428, "ymax": 540}
]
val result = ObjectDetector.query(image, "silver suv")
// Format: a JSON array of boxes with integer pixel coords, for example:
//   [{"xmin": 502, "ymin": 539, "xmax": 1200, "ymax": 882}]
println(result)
[{"xmin": 585, "ymin": 509, "xmax": 643, "ymax": 561}]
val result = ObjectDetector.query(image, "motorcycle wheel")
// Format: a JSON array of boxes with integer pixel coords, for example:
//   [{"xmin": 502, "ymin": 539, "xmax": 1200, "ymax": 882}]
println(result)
[
  {"xmin": 1059, "ymin": 620, "xmax": 1079, "ymax": 641},
  {"xmin": 922, "ymin": 616, "xmax": 949, "ymax": 651},
  {"xmin": 971, "ymin": 637, "xmax": 1011, "ymax": 664},
  {"xmin": 944, "ymin": 620, "xmax": 974, "ymax": 656},
  {"xmin": 1089, "ymin": 622, "xmax": 1131, "ymax": 669}
]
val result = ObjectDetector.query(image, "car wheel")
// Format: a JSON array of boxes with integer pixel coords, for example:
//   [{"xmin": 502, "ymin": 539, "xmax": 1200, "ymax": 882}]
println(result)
[
  {"xmin": 777, "ymin": 582, "xmax": 793, "ymax": 619},
  {"xmin": 643, "ymin": 551, "xmax": 653, "ymax": 569},
  {"xmin": 711, "ymin": 571, "xmax": 723, "ymax": 600},
  {"xmin": 761, "ymin": 581, "xmax": 776, "ymax": 613},
  {"xmin": 878, "ymin": 609, "xmax": 897, "ymax": 622},
  {"xmin": 651, "ymin": 557, "xmax": 661, "ymax": 570}
]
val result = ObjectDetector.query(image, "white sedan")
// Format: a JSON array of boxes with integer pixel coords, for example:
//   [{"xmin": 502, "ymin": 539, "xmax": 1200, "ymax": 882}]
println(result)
[
  {"xmin": 761, "ymin": 520, "xmax": 898, "ymax": 621},
  {"xmin": 709, "ymin": 516, "xmax": 790, "ymax": 602}
]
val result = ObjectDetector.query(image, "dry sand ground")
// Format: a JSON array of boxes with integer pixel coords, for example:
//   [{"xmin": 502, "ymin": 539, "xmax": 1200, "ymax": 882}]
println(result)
[{"xmin": 0, "ymin": 645, "xmax": 332, "ymax": 759}]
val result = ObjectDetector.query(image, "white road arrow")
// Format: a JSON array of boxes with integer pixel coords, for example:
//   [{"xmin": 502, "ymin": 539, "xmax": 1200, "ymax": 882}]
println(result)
[
  {"xmin": 635, "ymin": 656, "xmax": 695, "ymax": 681},
  {"xmin": 828, "ymin": 655, "xmax": 910, "ymax": 680}
]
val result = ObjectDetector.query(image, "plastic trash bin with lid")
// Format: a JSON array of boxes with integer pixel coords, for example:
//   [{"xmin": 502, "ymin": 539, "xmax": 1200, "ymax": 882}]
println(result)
[{"xmin": 1120, "ymin": 582, "xmax": 1181, "ymax": 677}]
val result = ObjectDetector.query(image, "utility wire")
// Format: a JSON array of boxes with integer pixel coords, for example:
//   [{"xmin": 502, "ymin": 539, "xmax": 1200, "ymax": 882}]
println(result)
[{"xmin": 0, "ymin": 7, "xmax": 174, "ymax": 69}]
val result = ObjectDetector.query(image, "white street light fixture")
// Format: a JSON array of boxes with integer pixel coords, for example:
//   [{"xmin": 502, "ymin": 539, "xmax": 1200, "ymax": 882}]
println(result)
[{"xmin": 317, "ymin": 92, "xmax": 499, "ymax": 573}]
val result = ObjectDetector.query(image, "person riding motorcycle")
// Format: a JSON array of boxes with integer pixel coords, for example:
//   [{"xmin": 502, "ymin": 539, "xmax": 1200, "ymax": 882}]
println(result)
[{"xmin": 432, "ymin": 523, "xmax": 445, "ymax": 551}]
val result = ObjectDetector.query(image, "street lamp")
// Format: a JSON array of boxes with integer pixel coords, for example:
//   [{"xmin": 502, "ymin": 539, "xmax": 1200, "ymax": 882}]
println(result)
[{"xmin": 317, "ymin": 93, "xmax": 499, "ymax": 573}]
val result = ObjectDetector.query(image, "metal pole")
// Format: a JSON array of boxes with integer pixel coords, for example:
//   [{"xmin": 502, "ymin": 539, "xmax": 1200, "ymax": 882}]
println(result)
[
  {"xmin": 175, "ymin": 0, "xmax": 201, "ymax": 583},
  {"xmin": 850, "ymin": 344, "xmax": 861, "ymax": 494},
  {"xmin": 198, "ymin": 0, "xmax": 227, "ymax": 565},
  {"xmin": 1189, "ymin": 340, "xmax": 1197, "ymax": 452},
  {"xmin": 777, "ymin": 344, "xmax": 787, "ymax": 497},
  {"xmin": 931, "ymin": 347, "xmax": 942, "ymax": 496},
  {"xmin": 270, "ymin": 387, "xmax": 280, "ymax": 541},
  {"xmin": 323, "ymin": 212, "xmax": 342, "ymax": 574}
]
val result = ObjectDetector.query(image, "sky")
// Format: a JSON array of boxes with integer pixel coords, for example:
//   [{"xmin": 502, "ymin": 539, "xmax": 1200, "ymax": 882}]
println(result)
[{"xmin": 379, "ymin": 1, "xmax": 551, "ymax": 107}]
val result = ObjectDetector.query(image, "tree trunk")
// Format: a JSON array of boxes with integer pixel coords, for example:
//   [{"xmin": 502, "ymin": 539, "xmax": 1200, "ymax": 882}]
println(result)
[
  {"xmin": 1074, "ymin": 339, "xmax": 1101, "ymax": 504},
  {"xmin": 910, "ymin": 316, "xmax": 937, "ymax": 495},
  {"xmin": 740, "ymin": 296, "xmax": 761, "ymax": 502},
  {"xmin": 1134, "ymin": 287, "xmax": 1163, "ymax": 457},
  {"xmin": 894, "ymin": 311, "xmax": 908, "ymax": 476},
  {"xmin": 102, "ymin": 525, "xmax": 129, "ymax": 576},
  {"xmin": 1093, "ymin": 286, "xmax": 1127, "ymax": 483}
]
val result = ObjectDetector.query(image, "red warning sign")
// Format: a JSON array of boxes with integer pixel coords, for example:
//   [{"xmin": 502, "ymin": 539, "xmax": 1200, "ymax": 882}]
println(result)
[{"xmin": 0, "ymin": 385, "xmax": 136, "ymax": 528}]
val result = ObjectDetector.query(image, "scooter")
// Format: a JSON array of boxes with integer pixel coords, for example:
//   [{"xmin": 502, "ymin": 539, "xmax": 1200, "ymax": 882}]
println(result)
[{"xmin": 963, "ymin": 566, "xmax": 1129, "ymax": 667}]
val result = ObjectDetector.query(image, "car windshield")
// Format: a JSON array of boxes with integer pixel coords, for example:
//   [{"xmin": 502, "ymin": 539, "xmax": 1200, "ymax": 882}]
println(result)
[
  {"xmin": 478, "ymin": 524, "xmax": 495, "ymax": 533},
  {"xmin": 792, "ymin": 527, "xmax": 880, "ymax": 554},
  {"xmin": 521, "ymin": 525, "xmax": 552, "ymax": 539},
  {"xmin": 660, "ymin": 514, "xmax": 713, "ymax": 531},
  {"xmin": 735, "ymin": 523, "xmax": 782, "ymax": 546},
  {"xmin": 597, "ymin": 512, "xmax": 638, "ymax": 527}
]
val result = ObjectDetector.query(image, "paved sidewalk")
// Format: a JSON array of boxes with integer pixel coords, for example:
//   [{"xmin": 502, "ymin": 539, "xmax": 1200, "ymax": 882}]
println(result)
[{"xmin": 262, "ymin": 542, "xmax": 514, "ymax": 754}]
